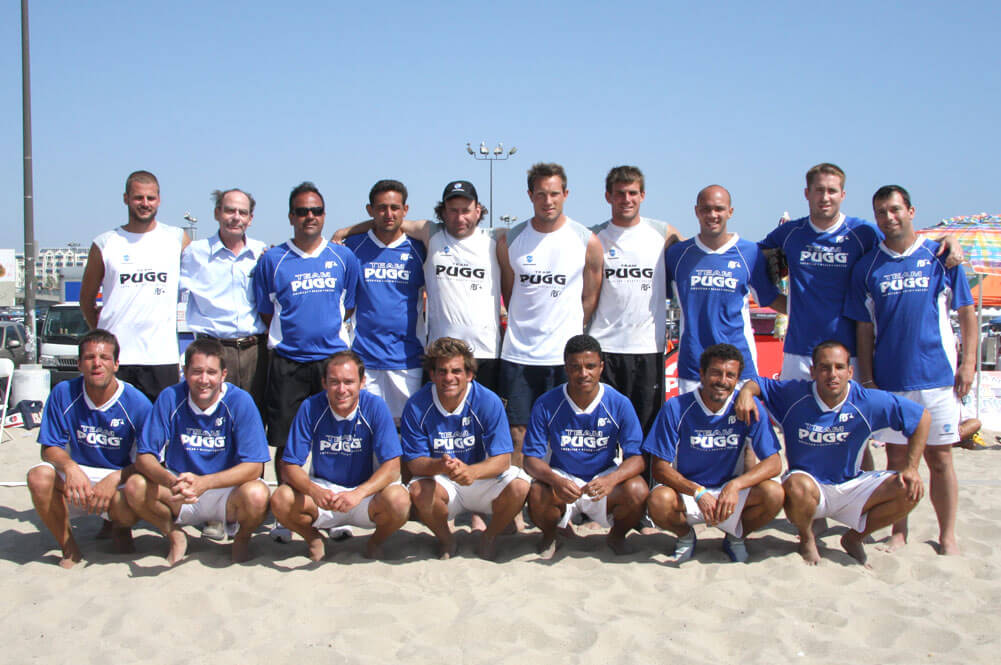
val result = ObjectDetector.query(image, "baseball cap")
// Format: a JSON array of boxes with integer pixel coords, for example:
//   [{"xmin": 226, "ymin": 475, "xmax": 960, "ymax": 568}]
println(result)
[{"xmin": 442, "ymin": 180, "xmax": 478, "ymax": 201}]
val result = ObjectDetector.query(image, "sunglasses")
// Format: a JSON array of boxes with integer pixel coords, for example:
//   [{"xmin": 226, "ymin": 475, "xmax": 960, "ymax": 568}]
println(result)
[{"xmin": 293, "ymin": 206, "xmax": 324, "ymax": 217}]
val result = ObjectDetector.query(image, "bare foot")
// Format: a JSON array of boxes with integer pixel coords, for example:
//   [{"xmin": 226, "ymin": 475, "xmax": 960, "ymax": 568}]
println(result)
[
  {"xmin": 364, "ymin": 540, "xmax": 384, "ymax": 560},
  {"xmin": 111, "ymin": 526, "xmax": 135, "ymax": 554},
  {"xmin": 167, "ymin": 529, "xmax": 188, "ymax": 566},
  {"xmin": 798, "ymin": 536, "xmax": 821, "ymax": 566},
  {"xmin": 606, "ymin": 532, "xmax": 631, "ymax": 555},
  {"xmin": 231, "ymin": 538, "xmax": 251, "ymax": 563},
  {"xmin": 938, "ymin": 537, "xmax": 961, "ymax": 556},
  {"xmin": 307, "ymin": 535, "xmax": 326, "ymax": 562},
  {"xmin": 476, "ymin": 533, "xmax": 498, "ymax": 561},
  {"xmin": 536, "ymin": 535, "xmax": 559, "ymax": 560},
  {"xmin": 59, "ymin": 540, "xmax": 83, "ymax": 569},
  {"xmin": 512, "ymin": 512, "xmax": 527, "ymax": 533},
  {"xmin": 438, "ymin": 537, "xmax": 458, "ymax": 560},
  {"xmin": 470, "ymin": 514, "xmax": 487, "ymax": 533},
  {"xmin": 876, "ymin": 532, "xmax": 907, "ymax": 553},
  {"xmin": 840, "ymin": 531, "xmax": 871, "ymax": 568}
]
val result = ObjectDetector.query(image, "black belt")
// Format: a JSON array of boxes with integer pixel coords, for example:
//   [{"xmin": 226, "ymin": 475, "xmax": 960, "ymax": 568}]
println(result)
[{"xmin": 195, "ymin": 333, "xmax": 266, "ymax": 350}]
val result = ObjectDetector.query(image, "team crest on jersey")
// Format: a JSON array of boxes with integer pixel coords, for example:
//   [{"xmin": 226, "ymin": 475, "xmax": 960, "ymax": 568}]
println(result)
[
  {"xmin": 525, "ymin": 255, "xmax": 534, "ymax": 264},
  {"xmin": 122, "ymin": 254, "xmax": 131, "ymax": 263},
  {"xmin": 325, "ymin": 261, "xmax": 335, "ymax": 269},
  {"xmin": 917, "ymin": 259, "xmax": 930, "ymax": 267},
  {"xmin": 462, "ymin": 416, "xmax": 471, "ymax": 426},
  {"xmin": 728, "ymin": 416, "xmax": 736, "ymax": 424},
  {"xmin": 728, "ymin": 260, "xmax": 739, "ymax": 269},
  {"xmin": 401, "ymin": 253, "xmax": 410, "ymax": 261},
  {"xmin": 597, "ymin": 417, "xmax": 608, "ymax": 427},
  {"xmin": 608, "ymin": 248, "xmax": 618, "ymax": 258},
  {"xmin": 110, "ymin": 418, "xmax": 123, "ymax": 428},
  {"xmin": 216, "ymin": 417, "xmax": 225, "ymax": 426},
  {"xmin": 442, "ymin": 246, "xmax": 451, "ymax": 254},
  {"xmin": 839, "ymin": 412, "xmax": 853, "ymax": 422}
]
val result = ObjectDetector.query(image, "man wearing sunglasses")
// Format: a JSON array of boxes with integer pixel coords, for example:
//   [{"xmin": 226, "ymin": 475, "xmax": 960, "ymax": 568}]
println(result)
[{"xmin": 252, "ymin": 182, "xmax": 361, "ymax": 490}]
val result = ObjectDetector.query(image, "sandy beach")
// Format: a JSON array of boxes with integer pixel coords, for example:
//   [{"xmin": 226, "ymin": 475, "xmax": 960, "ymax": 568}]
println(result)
[{"xmin": 1, "ymin": 424, "xmax": 999, "ymax": 665}]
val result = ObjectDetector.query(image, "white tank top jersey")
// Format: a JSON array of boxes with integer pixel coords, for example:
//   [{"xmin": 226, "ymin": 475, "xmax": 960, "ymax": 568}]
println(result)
[
  {"xmin": 588, "ymin": 217, "xmax": 669, "ymax": 354},
  {"xmin": 424, "ymin": 224, "xmax": 502, "ymax": 358},
  {"xmin": 501, "ymin": 217, "xmax": 591, "ymax": 366},
  {"xmin": 94, "ymin": 222, "xmax": 184, "ymax": 365}
]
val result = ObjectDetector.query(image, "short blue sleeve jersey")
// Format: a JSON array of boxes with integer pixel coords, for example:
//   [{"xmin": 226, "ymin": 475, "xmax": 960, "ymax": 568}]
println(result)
[
  {"xmin": 138, "ymin": 383, "xmax": 270, "ymax": 475},
  {"xmin": 344, "ymin": 231, "xmax": 427, "ymax": 370},
  {"xmin": 282, "ymin": 390, "xmax": 401, "ymax": 487},
  {"xmin": 400, "ymin": 381, "xmax": 512, "ymax": 467},
  {"xmin": 252, "ymin": 240, "xmax": 360, "ymax": 363},
  {"xmin": 760, "ymin": 215, "xmax": 881, "ymax": 356},
  {"xmin": 756, "ymin": 378, "xmax": 924, "ymax": 484},
  {"xmin": 38, "ymin": 377, "xmax": 152, "ymax": 470},
  {"xmin": 844, "ymin": 238, "xmax": 974, "ymax": 391},
  {"xmin": 523, "ymin": 384, "xmax": 643, "ymax": 481},
  {"xmin": 642, "ymin": 389, "xmax": 780, "ymax": 489},
  {"xmin": 665, "ymin": 235, "xmax": 780, "ymax": 381}
]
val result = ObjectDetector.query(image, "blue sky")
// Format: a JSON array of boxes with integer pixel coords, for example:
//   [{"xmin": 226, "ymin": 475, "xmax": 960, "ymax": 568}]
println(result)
[{"xmin": 1, "ymin": 1, "xmax": 998, "ymax": 250}]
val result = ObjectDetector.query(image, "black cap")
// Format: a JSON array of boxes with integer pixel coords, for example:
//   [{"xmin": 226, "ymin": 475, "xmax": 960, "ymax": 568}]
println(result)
[{"xmin": 442, "ymin": 180, "xmax": 478, "ymax": 202}]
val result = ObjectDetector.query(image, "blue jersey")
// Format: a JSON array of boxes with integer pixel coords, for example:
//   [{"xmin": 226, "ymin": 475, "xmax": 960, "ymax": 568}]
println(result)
[
  {"xmin": 400, "ymin": 381, "xmax": 512, "ymax": 466},
  {"xmin": 665, "ymin": 235, "xmax": 780, "ymax": 381},
  {"xmin": 523, "ymin": 384, "xmax": 643, "ymax": 481},
  {"xmin": 252, "ymin": 240, "xmax": 360, "ymax": 363},
  {"xmin": 138, "ymin": 383, "xmax": 270, "ymax": 475},
  {"xmin": 642, "ymin": 389, "xmax": 780, "ymax": 489},
  {"xmin": 756, "ymin": 378, "xmax": 924, "ymax": 484},
  {"xmin": 760, "ymin": 215, "xmax": 881, "ymax": 355},
  {"xmin": 282, "ymin": 390, "xmax": 401, "ymax": 487},
  {"xmin": 38, "ymin": 377, "xmax": 152, "ymax": 470},
  {"xmin": 344, "ymin": 231, "xmax": 427, "ymax": 370},
  {"xmin": 844, "ymin": 238, "xmax": 973, "ymax": 390}
]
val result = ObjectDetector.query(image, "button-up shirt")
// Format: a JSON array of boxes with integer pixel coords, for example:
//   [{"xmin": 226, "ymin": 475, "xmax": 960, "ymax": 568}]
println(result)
[{"xmin": 180, "ymin": 232, "xmax": 267, "ymax": 339}]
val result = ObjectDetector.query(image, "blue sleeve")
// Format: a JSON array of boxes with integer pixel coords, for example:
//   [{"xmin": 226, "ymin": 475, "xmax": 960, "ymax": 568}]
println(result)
[
  {"xmin": 479, "ymin": 391, "xmax": 514, "ymax": 458},
  {"xmin": 748, "ymin": 398, "xmax": 781, "ymax": 459},
  {"xmin": 759, "ymin": 223, "xmax": 787, "ymax": 251},
  {"xmin": 252, "ymin": 254, "xmax": 274, "ymax": 316},
  {"xmin": 282, "ymin": 399, "xmax": 315, "ymax": 466},
  {"xmin": 399, "ymin": 399, "xmax": 431, "ymax": 461},
  {"xmin": 867, "ymin": 388, "xmax": 925, "ymax": 438},
  {"xmin": 615, "ymin": 395, "xmax": 644, "ymax": 458},
  {"xmin": 231, "ymin": 391, "xmax": 270, "ymax": 464},
  {"xmin": 369, "ymin": 396, "xmax": 403, "ymax": 464},
  {"xmin": 753, "ymin": 377, "xmax": 783, "ymax": 415},
  {"xmin": 748, "ymin": 246, "xmax": 780, "ymax": 306},
  {"xmin": 522, "ymin": 398, "xmax": 550, "ymax": 460},
  {"xmin": 641, "ymin": 402, "xmax": 678, "ymax": 463},
  {"xmin": 843, "ymin": 261, "xmax": 871, "ymax": 323},
  {"xmin": 946, "ymin": 262, "xmax": 974, "ymax": 309},
  {"xmin": 343, "ymin": 250, "xmax": 360, "ymax": 311},
  {"xmin": 138, "ymin": 391, "xmax": 174, "ymax": 458},
  {"xmin": 37, "ymin": 385, "xmax": 70, "ymax": 449}
]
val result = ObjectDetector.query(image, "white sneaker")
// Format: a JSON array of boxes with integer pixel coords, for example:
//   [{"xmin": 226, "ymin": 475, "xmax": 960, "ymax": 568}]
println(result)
[
  {"xmin": 723, "ymin": 534, "xmax": 748, "ymax": 563},
  {"xmin": 327, "ymin": 526, "xmax": 353, "ymax": 541},
  {"xmin": 201, "ymin": 521, "xmax": 227, "ymax": 541},
  {"xmin": 270, "ymin": 525, "xmax": 292, "ymax": 543}
]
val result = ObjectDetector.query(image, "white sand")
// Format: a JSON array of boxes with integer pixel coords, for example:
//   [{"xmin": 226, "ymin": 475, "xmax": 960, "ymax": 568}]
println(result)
[{"xmin": 1, "ymin": 425, "xmax": 999, "ymax": 664}]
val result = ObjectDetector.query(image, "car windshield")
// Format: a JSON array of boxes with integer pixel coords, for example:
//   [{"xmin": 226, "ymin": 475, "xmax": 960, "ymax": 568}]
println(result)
[{"xmin": 43, "ymin": 307, "xmax": 89, "ymax": 339}]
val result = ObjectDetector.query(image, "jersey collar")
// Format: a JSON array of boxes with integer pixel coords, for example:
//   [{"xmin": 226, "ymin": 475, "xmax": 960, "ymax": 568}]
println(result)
[
  {"xmin": 878, "ymin": 236, "xmax": 925, "ymax": 258},
  {"xmin": 808, "ymin": 212, "xmax": 845, "ymax": 234},
  {"xmin": 286, "ymin": 239, "xmax": 328, "ymax": 259},
  {"xmin": 811, "ymin": 381, "xmax": 851, "ymax": 412},
  {"xmin": 692, "ymin": 384, "xmax": 736, "ymax": 416},
  {"xmin": 562, "ymin": 383, "xmax": 605, "ymax": 415},
  {"xmin": 83, "ymin": 380, "xmax": 125, "ymax": 412},
  {"xmin": 329, "ymin": 402, "xmax": 359, "ymax": 421},
  {"xmin": 188, "ymin": 382, "xmax": 229, "ymax": 416},
  {"xmin": 694, "ymin": 233, "xmax": 740, "ymax": 254},
  {"xmin": 432, "ymin": 382, "xmax": 471, "ymax": 416},
  {"xmin": 367, "ymin": 229, "xmax": 408, "ymax": 249}
]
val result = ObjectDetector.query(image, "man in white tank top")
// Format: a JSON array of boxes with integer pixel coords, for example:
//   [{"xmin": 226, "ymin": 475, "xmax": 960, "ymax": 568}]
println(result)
[
  {"xmin": 589, "ymin": 166, "xmax": 682, "ymax": 435},
  {"xmin": 496, "ymin": 162, "xmax": 605, "ymax": 468},
  {"xmin": 80, "ymin": 171, "xmax": 190, "ymax": 403}
]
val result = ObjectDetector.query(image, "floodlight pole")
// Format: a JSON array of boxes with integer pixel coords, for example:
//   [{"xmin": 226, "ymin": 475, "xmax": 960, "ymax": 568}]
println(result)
[
  {"xmin": 466, "ymin": 142, "xmax": 517, "ymax": 229},
  {"xmin": 21, "ymin": 0, "xmax": 37, "ymax": 362}
]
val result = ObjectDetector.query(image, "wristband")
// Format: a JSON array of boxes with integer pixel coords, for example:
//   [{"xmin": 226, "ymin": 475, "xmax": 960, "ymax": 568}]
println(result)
[{"xmin": 693, "ymin": 486, "xmax": 708, "ymax": 502}]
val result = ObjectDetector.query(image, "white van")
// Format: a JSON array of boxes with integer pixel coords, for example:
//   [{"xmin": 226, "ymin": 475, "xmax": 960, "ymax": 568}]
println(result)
[{"xmin": 39, "ymin": 302, "xmax": 89, "ymax": 385}]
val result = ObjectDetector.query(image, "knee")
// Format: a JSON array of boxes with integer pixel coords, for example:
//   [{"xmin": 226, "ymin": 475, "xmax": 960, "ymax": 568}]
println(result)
[
  {"xmin": 782, "ymin": 476, "xmax": 816, "ymax": 511},
  {"xmin": 528, "ymin": 481, "xmax": 552, "ymax": 508},
  {"xmin": 507, "ymin": 478, "xmax": 530, "ymax": 503},
  {"xmin": 761, "ymin": 479, "xmax": 786, "ymax": 509},
  {"xmin": 383, "ymin": 486, "xmax": 412, "ymax": 520},
  {"xmin": 241, "ymin": 480, "xmax": 271, "ymax": 514},
  {"xmin": 617, "ymin": 476, "xmax": 649, "ymax": 509},
  {"xmin": 26, "ymin": 465, "xmax": 55, "ymax": 496},
  {"xmin": 270, "ymin": 484, "xmax": 294, "ymax": 516},
  {"xmin": 647, "ymin": 486, "xmax": 679, "ymax": 519},
  {"xmin": 124, "ymin": 473, "xmax": 149, "ymax": 505},
  {"xmin": 924, "ymin": 449, "xmax": 953, "ymax": 475}
]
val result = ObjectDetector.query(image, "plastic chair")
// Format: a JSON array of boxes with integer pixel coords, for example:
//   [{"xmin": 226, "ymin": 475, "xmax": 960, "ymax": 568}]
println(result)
[{"xmin": 0, "ymin": 359, "xmax": 14, "ymax": 443}]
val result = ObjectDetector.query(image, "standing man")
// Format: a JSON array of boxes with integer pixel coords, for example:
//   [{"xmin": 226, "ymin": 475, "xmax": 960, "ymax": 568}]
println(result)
[
  {"xmin": 665, "ymin": 185, "xmax": 784, "ymax": 394},
  {"xmin": 271, "ymin": 351, "xmax": 411, "ymax": 561},
  {"xmin": 402, "ymin": 337, "xmax": 529, "ymax": 560},
  {"xmin": 590, "ymin": 166, "xmax": 682, "ymax": 433},
  {"xmin": 497, "ymin": 163, "xmax": 604, "ymax": 464},
  {"xmin": 845, "ymin": 186, "xmax": 975, "ymax": 556},
  {"xmin": 643, "ymin": 344, "xmax": 784, "ymax": 564},
  {"xmin": 343, "ymin": 180, "xmax": 427, "ymax": 422},
  {"xmin": 332, "ymin": 180, "xmax": 503, "ymax": 391},
  {"xmin": 736, "ymin": 341, "xmax": 930, "ymax": 566},
  {"xmin": 181, "ymin": 188, "xmax": 268, "ymax": 414},
  {"xmin": 252, "ymin": 182, "xmax": 360, "ymax": 477},
  {"xmin": 79, "ymin": 170, "xmax": 190, "ymax": 402},
  {"xmin": 126, "ymin": 339, "xmax": 271, "ymax": 565},
  {"xmin": 523, "ymin": 335, "xmax": 649, "ymax": 558},
  {"xmin": 27, "ymin": 329, "xmax": 152, "ymax": 567}
]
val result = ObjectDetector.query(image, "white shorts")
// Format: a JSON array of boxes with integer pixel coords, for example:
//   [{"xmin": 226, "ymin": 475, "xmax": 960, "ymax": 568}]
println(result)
[
  {"xmin": 877, "ymin": 386, "xmax": 959, "ymax": 446},
  {"xmin": 780, "ymin": 353, "xmax": 858, "ymax": 381},
  {"xmin": 175, "ymin": 486, "xmax": 238, "ymax": 536},
  {"xmin": 785, "ymin": 469, "xmax": 895, "ymax": 533},
  {"xmin": 551, "ymin": 466, "xmax": 617, "ymax": 529},
  {"xmin": 410, "ymin": 466, "xmax": 528, "ymax": 520},
  {"xmin": 670, "ymin": 484, "xmax": 750, "ymax": 538},
  {"xmin": 679, "ymin": 378, "xmax": 746, "ymax": 395},
  {"xmin": 29, "ymin": 461, "xmax": 119, "ymax": 520},
  {"xmin": 309, "ymin": 477, "xmax": 400, "ymax": 529},
  {"xmin": 365, "ymin": 368, "xmax": 423, "ymax": 421}
]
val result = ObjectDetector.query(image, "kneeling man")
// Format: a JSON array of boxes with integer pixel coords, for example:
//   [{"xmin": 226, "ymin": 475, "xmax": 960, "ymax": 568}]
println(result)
[
  {"xmin": 127, "ymin": 339, "xmax": 271, "ymax": 565},
  {"xmin": 402, "ymin": 337, "xmax": 529, "ymax": 560},
  {"xmin": 644, "ymin": 344, "xmax": 784, "ymax": 564},
  {"xmin": 736, "ymin": 340, "xmax": 929, "ymax": 566},
  {"xmin": 524, "ymin": 335, "xmax": 648, "ymax": 558},
  {"xmin": 272, "ymin": 351, "xmax": 410, "ymax": 561},
  {"xmin": 28, "ymin": 329, "xmax": 153, "ymax": 567}
]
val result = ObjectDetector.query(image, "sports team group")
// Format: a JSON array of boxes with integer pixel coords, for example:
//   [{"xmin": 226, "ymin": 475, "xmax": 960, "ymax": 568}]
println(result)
[{"xmin": 25, "ymin": 161, "xmax": 975, "ymax": 569}]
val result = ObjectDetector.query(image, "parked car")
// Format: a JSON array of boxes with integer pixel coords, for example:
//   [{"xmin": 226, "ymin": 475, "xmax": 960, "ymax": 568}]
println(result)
[
  {"xmin": 0, "ymin": 321, "xmax": 28, "ymax": 367},
  {"xmin": 39, "ymin": 302, "xmax": 89, "ymax": 385}
]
